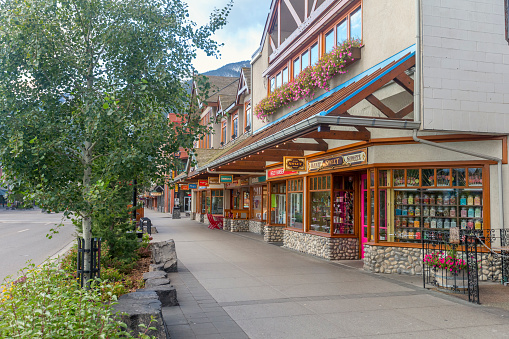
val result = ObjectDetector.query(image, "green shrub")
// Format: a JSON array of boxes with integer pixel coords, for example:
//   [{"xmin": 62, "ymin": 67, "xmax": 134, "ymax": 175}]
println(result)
[{"xmin": 0, "ymin": 261, "xmax": 155, "ymax": 338}]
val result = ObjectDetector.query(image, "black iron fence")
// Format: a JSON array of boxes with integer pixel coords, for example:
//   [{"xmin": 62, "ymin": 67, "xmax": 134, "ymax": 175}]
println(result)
[
  {"xmin": 422, "ymin": 229, "xmax": 509, "ymax": 304},
  {"xmin": 77, "ymin": 237, "xmax": 101, "ymax": 288}
]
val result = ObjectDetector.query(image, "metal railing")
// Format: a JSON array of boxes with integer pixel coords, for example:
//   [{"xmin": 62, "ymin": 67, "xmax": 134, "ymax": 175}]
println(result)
[{"xmin": 77, "ymin": 237, "xmax": 101, "ymax": 288}]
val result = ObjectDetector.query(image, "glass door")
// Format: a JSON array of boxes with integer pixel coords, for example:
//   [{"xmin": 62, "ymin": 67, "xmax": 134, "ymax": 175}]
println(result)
[{"xmin": 361, "ymin": 174, "xmax": 368, "ymax": 258}]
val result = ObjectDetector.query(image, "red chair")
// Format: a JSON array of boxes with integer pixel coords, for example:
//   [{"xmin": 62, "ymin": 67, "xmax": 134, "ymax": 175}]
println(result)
[{"xmin": 207, "ymin": 214, "xmax": 223, "ymax": 229}]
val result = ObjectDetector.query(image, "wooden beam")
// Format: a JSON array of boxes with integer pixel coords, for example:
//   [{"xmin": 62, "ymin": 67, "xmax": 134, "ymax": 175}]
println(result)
[
  {"xmin": 253, "ymin": 149, "xmax": 304, "ymax": 157},
  {"xmin": 303, "ymin": 130, "xmax": 371, "ymax": 140},
  {"xmin": 328, "ymin": 55, "xmax": 415, "ymax": 116},
  {"xmin": 394, "ymin": 73, "xmax": 414, "ymax": 95},
  {"xmin": 283, "ymin": 0, "xmax": 302, "ymax": 26},
  {"xmin": 269, "ymin": 142, "xmax": 328, "ymax": 152},
  {"xmin": 366, "ymin": 94, "xmax": 397, "ymax": 119},
  {"xmin": 394, "ymin": 102, "xmax": 414, "ymax": 119}
]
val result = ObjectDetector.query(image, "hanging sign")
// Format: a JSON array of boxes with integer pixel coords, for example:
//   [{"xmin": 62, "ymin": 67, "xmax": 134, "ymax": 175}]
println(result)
[
  {"xmin": 250, "ymin": 176, "xmax": 266, "ymax": 185},
  {"xmin": 308, "ymin": 149, "xmax": 367, "ymax": 172},
  {"xmin": 283, "ymin": 157, "xmax": 307, "ymax": 171},
  {"xmin": 219, "ymin": 175, "xmax": 233, "ymax": 183},
  {"xmin": 188, "ymin": 184, "xmax": 197, "ymax": 189},
  {"xmin": 225, "ymin": 180, "xmax": 240, "ymax": 189},
  {"xmin": 208, "ymin": 177, "xmax": 219, "ymax": 185},
  {"xmin": 180, "ymin": 184, "xmax": 189, "ymax": 190},
  {"xmin": 267, "ymin": 167, "xmax": 298, "ymax": 179},
  {"xmin": 151, "ymin": 192, "xmax": 162, "ymax": 197},
  {"xmin": 240, "ymin": 178, "xmax": 249, "ymax": 186},
  {"xmin": 198, "ymin": 180, "xmax": 209, "ymax": 187}
]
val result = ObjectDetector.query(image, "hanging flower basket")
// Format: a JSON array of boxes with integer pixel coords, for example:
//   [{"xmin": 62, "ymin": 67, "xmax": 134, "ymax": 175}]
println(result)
[{"xmin": 254, "ymin": 39, "xmax": 362, "ymax": 121}]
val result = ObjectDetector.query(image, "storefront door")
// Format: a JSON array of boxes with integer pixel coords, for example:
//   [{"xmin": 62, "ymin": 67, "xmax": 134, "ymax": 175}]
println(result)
[
  {"xmin": 361, "ymin": 174, "xmax": 368, "ymax": 258},
  {"xmin": 184, "ymin": 196, "xmax": 191, "ymax": 213}
]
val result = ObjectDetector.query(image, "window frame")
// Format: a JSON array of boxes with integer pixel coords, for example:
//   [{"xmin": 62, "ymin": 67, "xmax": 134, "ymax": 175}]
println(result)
[
  {"xmin": 232, "ymin": 111, "xmax": 238, "ymax": 139},
  {"xmin": 221, "ymin": 119, "xmax": 227, "ymax": 144},
  {"xmin": 244, "ymin": 100, "xmax": 251, "ymax": 131}
]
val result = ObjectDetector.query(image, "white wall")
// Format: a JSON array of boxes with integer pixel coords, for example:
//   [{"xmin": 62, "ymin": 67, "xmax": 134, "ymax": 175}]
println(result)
[{"xmin": 422, "ymin": 0, "xmax": 509, "ymax": 133}]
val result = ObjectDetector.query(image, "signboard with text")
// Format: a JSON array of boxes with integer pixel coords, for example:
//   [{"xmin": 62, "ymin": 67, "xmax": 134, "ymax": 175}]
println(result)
[
  {"xmin": 308, "ymin": 149, "xmax": 368, "ymax": 172},
  {"xmin": 188, "ymin": 184, "xmax": 197, "ymax": 189},
  {"xmin": 208, "ymin": 177, "xmax": 219, "ymax": 185},
  {"xmin": 267, "ymin": 167, "xmax": 298, "ymax": 179},
  {"xmin": 180, "ymin": 184, "xmax": 189, "ymax": 190},
  {"xmin": 283, "ymin": 157, "xmax": 307, "ymax": 172},
  {"xmin": 198, "ymin": 180, "xmax": 209, "ymax": 187},
  {"xmin": 219, "ymin": 175, "xmax": 233, "ymax": 183}
]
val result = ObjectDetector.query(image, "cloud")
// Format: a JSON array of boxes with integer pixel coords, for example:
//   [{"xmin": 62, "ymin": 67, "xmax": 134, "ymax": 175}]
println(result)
[{"xmin": 186, "ymin": 0, "xmax": 270, "ymax": 73}]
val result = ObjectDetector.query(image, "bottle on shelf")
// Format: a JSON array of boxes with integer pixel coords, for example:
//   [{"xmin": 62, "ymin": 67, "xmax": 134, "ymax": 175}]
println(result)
[
  {"xmin": 443, "ymin": 208, "xmax": 449, "ymax": 217},
  {"xmin": 395, "ymin": 217, "xmax": 401, "ymax": 227},
  {"xmin": 449, "ymin": 207, "xmax": 456, "ymax": 217},
  {"xmin": 460, "ymin": 219, "xmax": 467, "ymax": 229},
  {"xmin": 402, "ymin": 206, "xmax": 408, "ymax": 216},
  {"xmin": 408, "ymin": 206, "xmax": 414, "ymax": 216},
  {"xmin": 408, "ymin": 194, "xmax": 414, "ymax": 205},
  {"xmin": 468, "ymin": 207, "xmax": 474, "ymax": 218},
  {"xmin": 396, "ymin": 192, "xmax": 402, "ymax": 205},
  {"xmin": 430, "ymin": 194, "xmax": 436, "ymax": 205},
  {"xmin": 437, "ymin": 218, "xmax": 444, "ymax": 229},
  {"xmin": 402, "ymin": 218, "xmax": 408, "ymax": 227},
  {"xmin": 437, "ymin": 194, "xmax": 443, "ymax": 205},
  {"xmin": 423, "ymin": 206, "xmax": 430, "ymax": 217},
  {"xmin": 450, "ymin": 194, "xmax": 457, "ymax": 205},
  {"xmin": 430, "ymin": 206, "xmax": 436, "ymax": 217},
  {"xmin": 461, "ymin": 207, "xmax": 467, "ymax": 218},
  {"xmin": 475, "ymin": 219, "xmax": 482, "ymax": 230},
  {"xmin": 414, "ymin": 219, "xmax": 420, "ymax": 228},
  {"xmin": 431, "ymin": 218, "xmax": 437, "ymax": 228},
  {"xmin": 444, "ymin": 219, "xmax": 451, "ymax": 229},
  {"xmin": 402, "ymin": 193, "xmax": 408, "ymax": 205},
  {"xmin": 437, "ymin": 207, "xmax": 444, "ymax": 217},
  {"xmin": 475, "ymin": 207, "xmax": 482, "ymax": 218},
  {"xmin": 424, "ymin": 217, "xmax": 430, "ymax": 228},
  {"xmin": 467, "ymin": 194, "xmax": 474, "ymax": 205},
  {"xmin": 451, "ymin": 219, "xmax": 457, "ymax": 228},
  {"xmin": 415, "ymin": 206, "xmax": 421, "ymax": 217},
  {"xmin": 423, "ymin": 194, "xmax": 429, "ymax": 204},
  {"xmin": 414, "ymin": 194, "xmax": 420, "ymax": 205},
  {"xmin": 467, "ymin": 219, "xmax": 474, "ymax": 230},
  {"xmin": 474, "ymin": 194, "xmax": 481, "ymax": 206},
  {"xmin": 444, "ymin": 194, "xmax": 450, "ymax": 205},
  {"xmin": 460, "ymin": 194, "xmax": 467, "ymax": 205}
]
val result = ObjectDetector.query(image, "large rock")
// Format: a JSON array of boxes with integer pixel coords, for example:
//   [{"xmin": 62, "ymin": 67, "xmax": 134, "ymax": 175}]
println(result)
[
  {"xmin": 149, "ymin": 263, "xmax": 165, "ymax": 272},
  {"xmin": 139, "ymin": 285, "xmax": 178, "ymax": 307},
  {"xmin": 145, "ymin": 278, "xmax": 171, "ymax": 288},
  {"xmin": 113, "ymin": 291, "xmax": 168, "ymax": 339},
  {"xmin": 143, "ymin": 271, "xmax": 167, "ymax": 281},
  {"xmin": 151, "ymin": 240, "xmax": 178, "ymax": 272}
]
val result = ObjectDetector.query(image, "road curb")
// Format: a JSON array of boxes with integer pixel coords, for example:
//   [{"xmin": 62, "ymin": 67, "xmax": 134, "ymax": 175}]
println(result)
[{"xmin": 49, "ymin": 239, "xmax": 76, "ymax": 261}]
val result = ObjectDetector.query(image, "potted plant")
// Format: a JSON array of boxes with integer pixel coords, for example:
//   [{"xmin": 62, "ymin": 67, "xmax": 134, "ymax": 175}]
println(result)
[{"xmin": 423, "ymin": 249, "xmax": 468, "ymax": 290}]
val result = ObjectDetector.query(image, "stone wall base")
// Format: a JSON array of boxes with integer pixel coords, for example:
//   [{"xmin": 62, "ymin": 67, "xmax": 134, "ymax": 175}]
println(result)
[
  {"xmin": 363, "ymin": 245, "xmax": 422, "ymax": 275},
  {"xmin": 190, "ymin": 212, "xmax": 196, "ymax": 221},
  {"xmin": 249, "ymin": 220, "xmax": 265, "ymax": 235},
  {"xmin": 284, "ymin": 230, "xmax": 359, "ymax": 260},
  {"xmin": 195, "ymin": 213, "xmax": 206, "ymax": 224},
  {"xmin": 364, "ymin": 244, "xmax": 504, "ymax": 280},
  {"xmin": 264, "ymin": 226, "xmax": 285, "ymax": 243},
  {"xmin": 224, "ymin": 219, "xmax": 249, "ymax": 232}
]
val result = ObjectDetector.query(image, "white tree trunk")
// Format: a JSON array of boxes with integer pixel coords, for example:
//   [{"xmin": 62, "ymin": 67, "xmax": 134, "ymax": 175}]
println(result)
[{"xmin": 82, "ymin": 141, "xmax": 93, "ymax": 288}]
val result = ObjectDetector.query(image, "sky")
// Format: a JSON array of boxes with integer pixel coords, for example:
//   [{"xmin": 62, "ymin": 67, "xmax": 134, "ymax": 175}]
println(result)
[{"xmin": 186, "ymin": 0, "xmax": 270, "ymax": 73}]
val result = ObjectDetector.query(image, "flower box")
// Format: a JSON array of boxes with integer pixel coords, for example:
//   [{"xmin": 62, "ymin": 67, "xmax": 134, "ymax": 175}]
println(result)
[{"xmin": 434, "ymin": 269, "xmax": 468, "ymax": 291}]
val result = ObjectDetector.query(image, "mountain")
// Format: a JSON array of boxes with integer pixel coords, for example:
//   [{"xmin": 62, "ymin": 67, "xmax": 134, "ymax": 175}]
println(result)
[{"xmin": 203, "ymin": 60, "xmax": 250, "ymax": 77}]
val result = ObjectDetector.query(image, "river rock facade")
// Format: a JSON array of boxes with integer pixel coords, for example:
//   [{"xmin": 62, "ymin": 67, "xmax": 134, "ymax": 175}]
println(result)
[{"xmin": 284, "ymin": 231, "xmax": 359, "ymax": 260}]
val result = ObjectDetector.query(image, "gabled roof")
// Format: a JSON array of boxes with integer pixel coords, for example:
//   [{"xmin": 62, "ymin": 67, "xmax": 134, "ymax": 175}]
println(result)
[
  {"xmin": 235, "ymin": 67, "xmax": 251, "ymax": 105},
  {"xmin": 218, "ymin": 95, "xmax": 237, "ymax": 114},
  {"xmin": 200, "ymin": 76, "xmax": 238, "ymax": 103},
  {"xmin": 196, "ymin": 45, "xmax": 418, "ymax": 172}
]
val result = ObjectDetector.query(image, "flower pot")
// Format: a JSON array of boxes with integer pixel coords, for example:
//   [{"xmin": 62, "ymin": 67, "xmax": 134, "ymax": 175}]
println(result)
[{"xmin": 434, "ymin": 269, "xmax": 468, "ymax": 290}]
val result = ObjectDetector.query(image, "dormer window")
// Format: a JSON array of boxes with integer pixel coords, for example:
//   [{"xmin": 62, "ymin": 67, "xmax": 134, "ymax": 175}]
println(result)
[{"xmin": 221, "ymin": 120, "xmax": 227, "ymax": 144}]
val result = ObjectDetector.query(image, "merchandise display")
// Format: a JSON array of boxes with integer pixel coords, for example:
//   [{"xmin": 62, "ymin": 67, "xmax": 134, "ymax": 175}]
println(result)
[
  {"xmin": 333, "ymin": 190, "xmax": 354, "ymax": 234},
  {"xmin": 394, "ymin": 189, "xmax": 483, "ymax": 242}
]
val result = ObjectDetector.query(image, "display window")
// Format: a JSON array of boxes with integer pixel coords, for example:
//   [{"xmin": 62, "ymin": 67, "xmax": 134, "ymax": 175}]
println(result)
[
  {"xmin": 333, "ymin": 176, "xmax": 355, "ymax": 235},
  {"xmin": 252, "ymin": 185, "xmax": 267, "ymax": 222},
  {"xmin": 210, "ymin": 190, "xmax": 223, "ymax": 215},
  {"xmin": 309, "ymin": 175, "xmax": 331, "ymax": 233},
  {"xmin": 288, "ymin": 179, "xmax": 303, "ymax": 230},
  {"xmin": 200, "ymin": 191, "xmax": 207, "ymax": 214},
  {"xmin": 270, "ymin": 182, "xmax": 286, "ymax": 225},
  {"xmin": 375, "ymin": 167, "xmax": 486, "ymax": 244}
]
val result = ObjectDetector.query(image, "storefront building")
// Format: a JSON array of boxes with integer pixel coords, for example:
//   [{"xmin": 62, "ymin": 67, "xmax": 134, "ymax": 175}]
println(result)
[{"xmin": 175, "ymin": 0, "xmax": 509, "ymax": 276}]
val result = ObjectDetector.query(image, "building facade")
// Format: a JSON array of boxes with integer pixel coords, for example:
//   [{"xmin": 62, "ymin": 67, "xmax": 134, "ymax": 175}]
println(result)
[{"xmin": 177, "ymin": 0, "xmax": 509, "ymax": 275}]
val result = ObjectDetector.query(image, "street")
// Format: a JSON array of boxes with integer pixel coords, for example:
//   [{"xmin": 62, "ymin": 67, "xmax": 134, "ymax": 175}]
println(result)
[{"xmin": 0, "ymin": 208, "xmax": 75, "ymax": 283}]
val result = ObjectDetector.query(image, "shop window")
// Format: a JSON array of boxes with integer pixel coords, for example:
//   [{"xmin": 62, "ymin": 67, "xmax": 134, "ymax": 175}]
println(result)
[
  {"xmin": 252, "ymin": 186, "xmax": 267, "ymax": 222},
  {"xmin": 301, "ymin": 50, "xmax": 309, "ymax": 70},
  {"xmin": 293, "ymin": 58, "xmax": 300, "ymax": 78},
  {"xmin": 282, "ymin": 67, "xmax": 288, "ymax": 85},
  {"xmin": 232, "ymin": 189, "xmax": 240, "ymax": 209},
  {"xmin": 379, "ymin": 170, "xmax": 390, "ymax": 187},
  {"xmin": 288, "ymin": 179, "xmax": 303, "ymax": 229},
  {"xmin": 211, "ymin": 190, "xmax": 223, "ymax": 215},
  {"xmin": 271, "ymin": 182, "xmax": 286, "ymax": 225},
  {"xmin": 309, "ymin": 175, "xmax": 331, "ymax": 233},
  {"xmin": 275, "ymin": 73, "xmax": 281, "ymax": 89},
  {"xmin": 377, "ymin": 167, "xmax": 486, "ymax": 244},
  {"xmin": 243, "ymin": 191, "xmax": 250, "ymax": 209},
  {"xmin": 337, "ymin": 19, "xmax": 347, "ymax": 44}
]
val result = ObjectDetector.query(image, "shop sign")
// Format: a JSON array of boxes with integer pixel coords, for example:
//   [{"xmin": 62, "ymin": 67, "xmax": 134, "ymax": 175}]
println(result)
[
  {"xmin": 267, "ymin": 167, "xmax": 298, "ymax": 179},
  {"xmin": 225, "ymin": 180, "xmax": 239, "ymax": 189},
  {"xmin": 188, "ymin": 184, "xmax": 197, "ymax": 189},
  {"xmin": 308, "ymin": 149, "xmax": 367, "ymax": 172},
  {"xmin": 175, "ymin": 185, "xmax": 179, "ymax": 193},
  {"xmin": 240, "ymin": 178, "xmax": 249, "ymax": 186},
  {"xmin": 250, "ymin": 176, "xmax": 266, "ymax": 185},
  {"xmin": 180, "ymin": 184, "xmax": 189, "ymax": 190},
  {"xmin": 198, "ymin": 180, "xmax": 209, "ymax": 187},
  {"xmin": 283, "ymin": 157, "xmax": 307, "ymax": 172},
  {"xmin": 151, "ymin": 192, "xmax": 162, "ymax": 197},
  {"xmin": 208, "ymin": 177, "xmax": 219, "ymax": 185},
  {"xmin": 219, "ymin": 175, "xmax": 233, "ymax": 183}
]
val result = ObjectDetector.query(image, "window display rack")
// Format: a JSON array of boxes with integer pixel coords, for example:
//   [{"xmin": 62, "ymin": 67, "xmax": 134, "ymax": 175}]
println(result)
[
  {"xmin": 333, "ymin": 190, "xmax": 354, "ymax": 234},
  {"xmin": 310, "ymin": 192, "xmax": 331, "ymax": 233},
  {"xmin": 394, "ymin": 188, "xmax": 483, "ymax": 242}
]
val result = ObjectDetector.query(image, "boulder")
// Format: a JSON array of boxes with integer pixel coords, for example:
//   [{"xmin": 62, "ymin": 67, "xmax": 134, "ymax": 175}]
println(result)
[
  {"xmin": 149, "ymin": 263, "xmax": 165, "ymax": 272},
  {"xmin": 151, "ymin": 240, "xmax": 178, "ymax": 272},
  {"xmin": 143, "ymin": 271, "xmax": 167, "ymax": 281},
  {"xmin": 139, "ymin": 285, "xmax": 178, "ymax": 307},
  {"xmin": 113, "ymin": 291, "xmax": 168, "ymax": 339},
  {"xmin": 145, "ymin": 278, "xmax": 171, "ymax": 288}
]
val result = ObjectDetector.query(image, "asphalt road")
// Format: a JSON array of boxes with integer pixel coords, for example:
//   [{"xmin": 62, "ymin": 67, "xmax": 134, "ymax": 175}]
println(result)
[{"xmin": 0, "ymin": 207, "xmax": 75, "ymax": 283}]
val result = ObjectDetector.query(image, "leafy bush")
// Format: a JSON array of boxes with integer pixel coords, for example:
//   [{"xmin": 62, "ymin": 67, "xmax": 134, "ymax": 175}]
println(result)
[{"xmin": 0, "ymin": 261, "xmax": 155, "ymax": 338}]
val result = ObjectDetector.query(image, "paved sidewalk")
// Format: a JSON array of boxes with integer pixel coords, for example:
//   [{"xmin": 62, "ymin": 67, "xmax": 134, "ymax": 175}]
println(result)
[{"xmin": 146, "ymin": 210, "xmax": 509, "ymax": 339}]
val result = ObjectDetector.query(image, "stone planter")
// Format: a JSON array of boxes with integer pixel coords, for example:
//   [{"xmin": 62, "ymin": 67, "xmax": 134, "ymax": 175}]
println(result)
[{"xmin": 434, "ymin": 269, "xmax": 468, "ymax": 290}]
